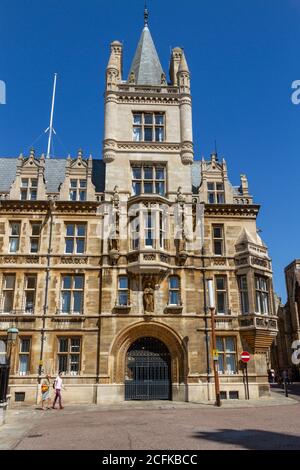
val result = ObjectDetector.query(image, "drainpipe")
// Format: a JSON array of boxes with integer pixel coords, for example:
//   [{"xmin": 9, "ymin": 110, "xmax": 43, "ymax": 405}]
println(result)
[
  {"xmin": 38, "ymin": 200, "xmax": 54, "ymax": 383},
  {"xmin": 95, "ymin": 209, "xmax": 104, "ymax": 404},
  {"xmin": 95, "ymin": 263, "xmax": 103, "ymax": 404},
  {"xmin": 202, "ymin": 245, "xmax": 211, "ymax": 401}
]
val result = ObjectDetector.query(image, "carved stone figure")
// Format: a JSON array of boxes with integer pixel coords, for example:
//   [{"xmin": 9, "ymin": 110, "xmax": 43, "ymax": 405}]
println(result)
[
  {"xmin": 143, "ymin": 283, "xmax": 154, "ymax": 313},
  {"xmin": 176, "ymin": 186, "xmax": 186, "ymax": 206},
  {"xmin": 112, "ymin": 185, "xmax": 120, "ymax": 209},
  {"xmin": 178, "ymin": 228, "xmax": 186, "ymax": 253},
  {"xmin": 108, "ymin": 234, "xmax": 119, "ymax": 252},
  {"xmin": 161, "ymin": 72, "xmax": 167, "ymax": 85},
  {"xmin": 129, "ymin": 71, "xmax": 136, "ymax": 85}
]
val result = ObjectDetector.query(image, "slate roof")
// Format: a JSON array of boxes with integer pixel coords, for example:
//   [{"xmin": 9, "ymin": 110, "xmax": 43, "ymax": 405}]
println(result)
[
  {"xmin": 0, "ymin": 157, "xmax": 106, "ymax": 194},
  {"xmin": 44, "ymin": 159, "xmax": 68, "ymax": 193},
  {"xmin": 128, "ymin": 25, "xmax": 164, "ymax": 86},
  {"xmin": 0, "ymin": 158, "xmax": 18, "ymax": 192}
]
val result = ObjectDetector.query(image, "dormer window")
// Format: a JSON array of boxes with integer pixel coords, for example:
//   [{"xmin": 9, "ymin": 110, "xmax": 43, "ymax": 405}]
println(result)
[
  {"xmin": 133, "ymin": 112, "xmax": 165, "ymax": 142},
  {"xmin": 207, "ymin": 182, "xmax": 225, "ymax": 204},
  {"xmin": 20, "ymin": 178, "xmax": 38, "ymax": 201},
  {"xmin": 69, "ymin": 179, "xmax": 87, "ymax": 201}
]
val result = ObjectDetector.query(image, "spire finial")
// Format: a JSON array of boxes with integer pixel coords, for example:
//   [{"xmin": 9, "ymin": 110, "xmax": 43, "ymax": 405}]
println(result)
[{"xmin": 144, "ymin": 2, "xmax": 149, "ymax": 26}]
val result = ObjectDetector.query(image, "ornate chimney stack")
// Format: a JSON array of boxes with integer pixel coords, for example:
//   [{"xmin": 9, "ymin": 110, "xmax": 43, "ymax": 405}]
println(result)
[{"xmin": 106, "ymin": 40, "xmax": 123, "ymax": 91}]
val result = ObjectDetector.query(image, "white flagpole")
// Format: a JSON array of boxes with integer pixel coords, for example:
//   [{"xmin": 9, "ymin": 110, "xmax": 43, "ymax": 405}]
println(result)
[{"xmin": 46, "ymin": 73, "xmax": 58, "ymax": 159}]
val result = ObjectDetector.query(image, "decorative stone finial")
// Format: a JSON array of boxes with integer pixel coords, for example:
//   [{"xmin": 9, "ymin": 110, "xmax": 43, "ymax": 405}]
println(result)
[
  {"xmin": 144, "ymin": 4, "xmax": 149, "ymax": 26},
  {"xmin": 77, "ymin": 148, "xmax": 83, "ymax": 159}
]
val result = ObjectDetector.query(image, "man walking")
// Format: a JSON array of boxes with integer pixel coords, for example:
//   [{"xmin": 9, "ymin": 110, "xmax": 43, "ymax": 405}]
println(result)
[{"xmin": 52, "ymin": 372, "xmax": 65, "ymax": 409}]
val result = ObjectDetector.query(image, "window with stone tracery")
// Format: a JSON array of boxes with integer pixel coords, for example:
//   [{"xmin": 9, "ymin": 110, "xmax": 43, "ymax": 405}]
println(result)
[
  {"xmin": 132, "ymin": 112, "xmax": 165, "ymax": 142},
  {"xmin": 132, "ymin": 165, "xmax": 166, "ymax": 197},
  {"xmin": 20, "ymin": 178, "xmax": 38, "ymax": 201}
]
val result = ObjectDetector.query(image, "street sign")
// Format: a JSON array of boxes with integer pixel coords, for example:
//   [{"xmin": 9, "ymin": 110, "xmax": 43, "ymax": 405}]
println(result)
[
  {"xmin": 240, "ymin": 351, "xmax": 251, "ymax": 363},
  {"xmin": 212, "ymin": 349, "xmax": 219, "ymax": 360}
]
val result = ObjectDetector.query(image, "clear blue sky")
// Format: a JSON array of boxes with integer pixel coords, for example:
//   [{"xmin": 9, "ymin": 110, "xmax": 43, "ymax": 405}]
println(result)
[{"xmin": 0, "ymin": 0, "xmax": 299, "ymax": 301}]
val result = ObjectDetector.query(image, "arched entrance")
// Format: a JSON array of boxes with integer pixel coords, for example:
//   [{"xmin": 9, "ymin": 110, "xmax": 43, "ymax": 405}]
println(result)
[{"xmin": 125, "ymin": 337, "xmax": 171, "ymax": 401}]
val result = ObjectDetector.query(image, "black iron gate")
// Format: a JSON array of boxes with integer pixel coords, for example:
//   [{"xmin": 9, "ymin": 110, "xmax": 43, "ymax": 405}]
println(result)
[
  {"xmin": 0, "ymin": 364, "xmax": 10, "ymax": 404},
  {"xmin": 125, "ymin": 337, "xmax": 171, "ymax": 401}
]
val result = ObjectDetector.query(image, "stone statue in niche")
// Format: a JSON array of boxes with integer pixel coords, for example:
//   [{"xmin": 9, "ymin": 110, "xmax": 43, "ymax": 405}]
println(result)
[
  {"xmin": 108, "ymin": 186, "xmax": 120, "ymax": 255},
  {"xmin": 143, "ymin": 282, "xmax": 155, "ymax": 313},
  {"xmin": 112, "ymin": 185, "xmax": 120, "ymax": 209},
  {"xmin": 176, "ymin": 186, "xmax": 186, "ymax": 206}
]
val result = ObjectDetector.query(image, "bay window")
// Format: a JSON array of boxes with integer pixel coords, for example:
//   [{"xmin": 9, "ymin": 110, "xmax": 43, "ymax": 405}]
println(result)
[{"xmin": 255, "ymin": 275, "xmax": 270, "ymax": 314}]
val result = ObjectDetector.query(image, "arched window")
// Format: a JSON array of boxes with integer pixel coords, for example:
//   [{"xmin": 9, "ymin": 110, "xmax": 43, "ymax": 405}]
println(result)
[{"xmin": 169, "ymin": 276, "xmax": 180, "ymax": 306}]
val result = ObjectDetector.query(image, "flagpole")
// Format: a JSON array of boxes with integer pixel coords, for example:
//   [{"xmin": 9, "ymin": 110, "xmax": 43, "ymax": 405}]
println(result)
[{"xmin": 46, "ymin": 73, "xmax": 58, "ymax": 159}]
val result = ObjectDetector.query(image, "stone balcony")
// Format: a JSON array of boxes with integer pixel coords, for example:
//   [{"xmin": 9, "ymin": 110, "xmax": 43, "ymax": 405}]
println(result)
[
  {"xmin": 238, "ymin": 314, "xmax": 278, "ymax": 351},
  {"xmin": 127, "ymin": 250, "xmax": 170, "ymax": 274}
]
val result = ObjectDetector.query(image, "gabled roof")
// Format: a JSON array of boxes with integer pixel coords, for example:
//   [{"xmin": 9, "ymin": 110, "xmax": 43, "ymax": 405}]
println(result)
[{"xmin": 128, "ymin": 25, "xmax": 164, "ymax": 86}]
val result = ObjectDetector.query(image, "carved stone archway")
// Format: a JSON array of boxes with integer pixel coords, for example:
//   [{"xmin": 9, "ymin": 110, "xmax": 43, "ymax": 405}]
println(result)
[{"xmin": 109, "ymin": 322, "xmax": 188, "ymax": 384}]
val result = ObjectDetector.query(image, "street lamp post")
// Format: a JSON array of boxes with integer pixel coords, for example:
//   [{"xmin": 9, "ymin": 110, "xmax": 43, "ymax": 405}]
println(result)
[
  {"xmin": 207, "ymin": 279, "xmax": 222, "ymax": 407},
  {"xmin": 7, "ymin": 327, "xmax": 19, "ymax": 366},
  {"xmin": 0, "ymin": 327, "xmax": 19, "ymax": 405}
]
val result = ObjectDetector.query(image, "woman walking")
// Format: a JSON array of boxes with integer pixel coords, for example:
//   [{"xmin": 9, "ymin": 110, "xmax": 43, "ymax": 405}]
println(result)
[
  {"xmin": 41, "ymin": 375, "xmax": 51, "ymax": 410},
  {"xmin": 52, "ymin": 372, "xmax": 65, "ymax": 409}
]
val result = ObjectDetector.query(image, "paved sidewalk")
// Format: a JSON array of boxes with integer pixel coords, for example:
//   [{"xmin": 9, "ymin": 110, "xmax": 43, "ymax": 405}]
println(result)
[{"xmin": 0, "ymin": 391, "xmax": 298, "ymax": 450}]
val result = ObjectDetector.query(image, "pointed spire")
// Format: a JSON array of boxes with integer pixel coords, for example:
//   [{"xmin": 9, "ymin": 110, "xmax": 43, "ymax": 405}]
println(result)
[{"xmin": 128, "ymin": 15, "xmax": 164, "ymax": 86}]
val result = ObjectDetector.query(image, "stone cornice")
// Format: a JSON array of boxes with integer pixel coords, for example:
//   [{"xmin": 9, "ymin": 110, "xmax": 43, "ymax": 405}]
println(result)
[
  {"xmin": 204, "ymin": 204, "xmax": 260, "ymax": 217},
  {"xmin": 127, "ymin": 194, "xmax": 172, "ymax": 207},
  {"xmin": 52, "ymin": 201, "xmax": 101, "ymax": 214},
  {"xmin": 0, "ymin": 200, "xmax": 102, "ymax": 214},
  {"xmin": 0, "ymin": 200, "xmax": 49, "ymax": 213},
  {"xmin": 115, "ymin": 94, "xmax": 180, "ymax": 105},
  {"xmin": 116, "ymin": 141, "xmax": 181, "ymax": 153}
]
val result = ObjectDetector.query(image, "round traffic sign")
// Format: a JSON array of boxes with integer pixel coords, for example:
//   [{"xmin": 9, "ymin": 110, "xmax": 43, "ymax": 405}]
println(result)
[{"xmin": 240, "ymin": 351, "xmax": 251, "ymax": 363}]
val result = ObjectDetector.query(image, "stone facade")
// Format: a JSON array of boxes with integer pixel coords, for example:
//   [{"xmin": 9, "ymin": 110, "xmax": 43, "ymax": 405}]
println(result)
[
  {"xmin": 271, "ymin": 261, "xmax": 300, "ymax": 380},
  {"xmin": 0, "ymin": 17, "xmax": 278, "ymax": 405}
]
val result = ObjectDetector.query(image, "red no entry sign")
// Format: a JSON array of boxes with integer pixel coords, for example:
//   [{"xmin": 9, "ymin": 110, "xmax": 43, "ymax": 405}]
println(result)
[{"xmin": 240, "ymin": 351, "xmax": 251, "ymax": 363}]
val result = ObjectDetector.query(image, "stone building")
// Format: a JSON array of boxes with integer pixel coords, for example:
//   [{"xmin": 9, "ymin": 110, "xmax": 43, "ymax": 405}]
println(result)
[
  {"xmin": 271, "ymin": 261, "xmax": 300, "ymax": 380},
  {"xmin": 0, "ymin": 12, "xmax": 278, "ymax": 405}
]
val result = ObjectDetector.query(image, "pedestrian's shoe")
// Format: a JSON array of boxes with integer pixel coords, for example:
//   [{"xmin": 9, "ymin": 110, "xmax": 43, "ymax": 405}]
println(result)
[{"xmin": 60, "ymin": 406, "xmax": 64, "ymax": 409}]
